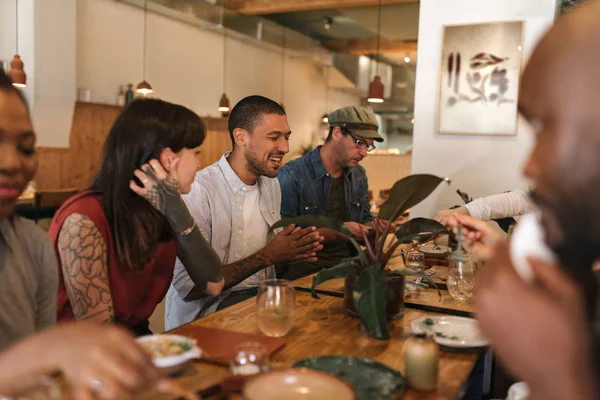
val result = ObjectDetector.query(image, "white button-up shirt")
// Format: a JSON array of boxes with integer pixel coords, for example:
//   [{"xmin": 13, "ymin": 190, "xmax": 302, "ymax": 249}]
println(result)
[{"xmin": 165, "ymin": 153, "xmax": 279, "ymax": 330}]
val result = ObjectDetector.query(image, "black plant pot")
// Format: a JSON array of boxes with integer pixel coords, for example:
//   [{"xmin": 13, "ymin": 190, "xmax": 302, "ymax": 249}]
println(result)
[{"xmin": 343, "ymin": 273, "xmax": 406, "ymax": 320}]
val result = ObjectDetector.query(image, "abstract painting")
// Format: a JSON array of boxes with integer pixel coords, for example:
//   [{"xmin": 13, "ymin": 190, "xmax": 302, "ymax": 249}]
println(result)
[{"xmin": 437, "ymin": 21, "xmax": 524, "ymax": 136}]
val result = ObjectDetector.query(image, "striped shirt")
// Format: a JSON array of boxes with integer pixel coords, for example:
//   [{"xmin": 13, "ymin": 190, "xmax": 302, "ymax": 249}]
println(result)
[{"xmin": 165, "ymin": 153, "xmax": 279, "ymax": 330}]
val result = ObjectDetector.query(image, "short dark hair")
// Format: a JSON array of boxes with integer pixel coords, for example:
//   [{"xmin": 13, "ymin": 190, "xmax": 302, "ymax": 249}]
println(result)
[
  {"xmin": 0, "ymin": 69, "xmax": 29, "ymax": 112},
  {"xmin": 227, "ymin": 95, "xmax": 285, "ymax": 144},
  {"xmin": 325, "ymin": 126, "xmax": 351, "ymax": 142}
]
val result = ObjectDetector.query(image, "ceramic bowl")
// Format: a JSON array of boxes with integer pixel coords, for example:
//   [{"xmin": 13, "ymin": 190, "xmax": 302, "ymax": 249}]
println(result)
[
  {"xmin": 136, "ymin": 334, "xmax": 202, "ymax": 376},
  {"xmin": 419, "ymin": 245, "xmax": 451, "ymax": 260},
  {"xmin": 243, "ymin": 368, "xmax": 355, "ymax": 400}
]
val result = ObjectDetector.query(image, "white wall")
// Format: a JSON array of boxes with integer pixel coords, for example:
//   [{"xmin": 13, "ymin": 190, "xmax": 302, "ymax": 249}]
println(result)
[
  {"xmin": 77, "ymin": 0, "xmax": 359, "ymax": 154},
  {"xmin": 0, "ymin": 0, "xmax": 76, "ymax": 147},
  {"xmin": 32, "ymin": 0, "xmax": 76, "ymax": 147},
  {"xmin": 410, "ymin": 0, "xmax": 556, "ymax": 218}
]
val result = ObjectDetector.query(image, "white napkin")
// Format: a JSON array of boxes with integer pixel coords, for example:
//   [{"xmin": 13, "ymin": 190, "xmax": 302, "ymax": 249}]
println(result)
[
  {"xmin": 509, "ymin": 213, "xmax": 556, "ymax": 283},
  {"xmin": 506, "ymin": 381, "xmax": 530, "ymax": 400}
]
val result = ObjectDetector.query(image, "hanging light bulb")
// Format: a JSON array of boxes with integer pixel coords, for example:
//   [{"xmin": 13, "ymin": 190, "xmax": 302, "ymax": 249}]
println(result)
[
  {"xmin": 9, "ymin": 54, "xmax": 26, "ymax": 88},
  {"xmin": 10, "ymin": 1, "xmax": 26, "ymax": 88},
  {"xmin": 404, "ymin": 56, "xmax": 411, "ymax": 63},
  {"xmin": 136, "ymin": 0, "xmax": 153, "ymax": 95},
  {"xmin": 367, "ymin": 0, "xmax": 384, "ymax": 103},
  {"xmin": 217, "ymin": 2, "xmax": 230, "ymax": 116},
  {"xmin": 136, "ymin": 80, "xmax": 153, "ymax": 95},
  {"xmin": 321, "ymin": 114, "xmax": 329, "ymax": 123},
  {"xmin": 367, "ymin": 76, "xmax": 384, "ymax": 103},
  {"xmin": 218, "ymin": 93, "xmax": 230, "ymax": 113}
]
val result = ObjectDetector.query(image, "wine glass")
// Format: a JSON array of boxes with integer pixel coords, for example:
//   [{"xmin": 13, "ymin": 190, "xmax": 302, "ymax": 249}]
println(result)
[
  {"xmin": 447, "ymin": 256, "xmax": 480, "ymax": 303},
  {"xmin": 256, "ymin": 279, "xmax": 296, "ymax": 337},
  {"xmin": 406, "ymin": 250, "xmax": 425, "ymax": 270}
]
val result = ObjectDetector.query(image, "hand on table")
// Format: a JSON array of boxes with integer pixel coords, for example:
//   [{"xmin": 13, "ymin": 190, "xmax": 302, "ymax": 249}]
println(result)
[
  {"xmin": 345, "ymin": 217, "xmax": 402, "ymax": 243},
  {"xmin": 475, "ymin": 242, "xmax": 596, "ymax": 400},
  {"xmin": 345, "ymin": 222, "xmax": 373, "ymax": 242}
]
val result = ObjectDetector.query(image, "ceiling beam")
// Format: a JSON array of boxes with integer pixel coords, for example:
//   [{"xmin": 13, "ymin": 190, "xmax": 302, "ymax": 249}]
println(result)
[
  {"xmin": 225, "ymin": 0, "xmax": 419, "ymax": 15},
  {"xmin": 321, "ymin": 38, "xmax": 417, "ymax": 55}
]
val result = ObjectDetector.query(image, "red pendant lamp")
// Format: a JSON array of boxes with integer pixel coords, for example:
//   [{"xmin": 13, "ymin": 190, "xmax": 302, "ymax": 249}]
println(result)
[
  {"xmin": 367, "ymin": 0, "xmax": 384, "ymax": 103},
  {"xmin": 9, "ymin": 0, "xmax": 26, "ymax": 88},
  {"xmin": 136, "ymin": 0, "xmax": 153, "ymax": 95},
  {"xmin": 217, "ymin": 1, "xmax": 230, "ymax": 116}
]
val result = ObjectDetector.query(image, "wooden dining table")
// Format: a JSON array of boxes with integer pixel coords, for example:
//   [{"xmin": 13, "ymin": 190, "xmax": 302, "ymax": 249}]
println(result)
[
  {"xmin": 292, "ymin": 270, "xmax": 475, "ymax": 317},
  {"xmin": 138, "ymin": 289, "xmax": 483, "ymax": 400}
]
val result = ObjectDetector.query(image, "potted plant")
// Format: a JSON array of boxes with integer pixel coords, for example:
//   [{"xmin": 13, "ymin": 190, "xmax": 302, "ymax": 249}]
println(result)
[{"xmin": 272, "ymin": 174, "xmax": 450, "ymax": 340}]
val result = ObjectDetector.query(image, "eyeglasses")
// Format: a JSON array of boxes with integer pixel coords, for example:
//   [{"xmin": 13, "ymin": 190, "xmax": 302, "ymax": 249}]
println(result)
[{"xmin": 345, "ymin": 130, "xmax": 376, "ymax": 152}]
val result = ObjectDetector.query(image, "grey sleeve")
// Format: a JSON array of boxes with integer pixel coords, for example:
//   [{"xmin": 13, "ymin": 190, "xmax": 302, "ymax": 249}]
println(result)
[
  {"xmin": 34, "ymin": 234, "xmax": 58, "ymax": 330},
  {"xmin": 172, "ymin": 183, "xmax": 221, "ymax": 299}
]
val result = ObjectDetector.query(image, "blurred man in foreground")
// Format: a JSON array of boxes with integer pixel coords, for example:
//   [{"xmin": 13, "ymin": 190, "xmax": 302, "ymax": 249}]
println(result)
[{"xmin": 454, "ymin": 4, "xmax": 600, "ymax": 398}]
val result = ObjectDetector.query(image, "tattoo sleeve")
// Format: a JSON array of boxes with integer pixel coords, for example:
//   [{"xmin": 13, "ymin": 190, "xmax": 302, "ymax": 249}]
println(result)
[
  {"xmin": 184, "ymin": 252, "xmax": 270, "ymax": 301},
  {"xmin": 57, "ymin": 213, "xmax": 114, "ymax": 323},
  {"xmin": 177, "ymin": 226, "xmax": 223, "ymax": 287}
]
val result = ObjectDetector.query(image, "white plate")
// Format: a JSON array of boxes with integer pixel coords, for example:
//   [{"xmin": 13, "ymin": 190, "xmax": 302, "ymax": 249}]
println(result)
[
  {"xmin": 136, "ymin": 334, "xmax": 202, "ymax": 375},
  {"xmin": 411, "ymin": 316, "xmax": 489, "ymax": 348}
]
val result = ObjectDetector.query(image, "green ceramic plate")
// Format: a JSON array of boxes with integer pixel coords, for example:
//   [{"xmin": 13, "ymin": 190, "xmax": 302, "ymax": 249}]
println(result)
[{"xmin": 293, "ymin": 356, "xmax": 405, "ymax": 400}]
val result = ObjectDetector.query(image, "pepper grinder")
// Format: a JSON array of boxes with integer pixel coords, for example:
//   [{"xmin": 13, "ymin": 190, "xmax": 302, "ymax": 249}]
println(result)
[{"xmin": 405, "ymin": 333, "xmax": 439, "ymax": 391}]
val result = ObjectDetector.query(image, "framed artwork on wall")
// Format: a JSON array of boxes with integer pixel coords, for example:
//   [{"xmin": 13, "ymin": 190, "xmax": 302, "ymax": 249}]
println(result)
[{"xmin": 436, "ymin": 21, "xmax": 525, "ymax": 136}]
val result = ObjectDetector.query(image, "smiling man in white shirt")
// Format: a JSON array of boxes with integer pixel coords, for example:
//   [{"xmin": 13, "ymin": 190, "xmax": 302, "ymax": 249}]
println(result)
[{"xmin": 165, "ymin": 95, "xmax": 323, "ymax": 329}]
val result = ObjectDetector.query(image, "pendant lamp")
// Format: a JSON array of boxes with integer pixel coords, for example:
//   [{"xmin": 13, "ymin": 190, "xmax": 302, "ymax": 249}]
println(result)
[
  {"xmin": 367, "ymin": 0, "xmax": 384, "ymax": 103},
  {"xmin": 136, "ymin": 0, "xmax": 153, "ymax": 95},
  {"xmin": 9, "ymin": 0, "xmax": 26, "ymax": 88}
]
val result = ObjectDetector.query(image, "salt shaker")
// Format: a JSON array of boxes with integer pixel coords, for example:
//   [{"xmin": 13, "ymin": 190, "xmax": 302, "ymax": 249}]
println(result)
[{"xmin": 405, "ymin": 333, "xmax": 439, "ymax": 391}]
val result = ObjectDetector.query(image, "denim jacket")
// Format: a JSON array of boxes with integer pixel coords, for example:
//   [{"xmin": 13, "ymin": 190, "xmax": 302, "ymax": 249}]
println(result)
[{"xmin": 278, "ymin": 146, "xmax": 373, "ymax": 224}]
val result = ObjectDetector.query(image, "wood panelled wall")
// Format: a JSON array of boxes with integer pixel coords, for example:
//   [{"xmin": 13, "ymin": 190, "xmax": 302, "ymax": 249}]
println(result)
[{"xmin": 35, "ymin": 101, "xmax": 231, "ymax": 190}]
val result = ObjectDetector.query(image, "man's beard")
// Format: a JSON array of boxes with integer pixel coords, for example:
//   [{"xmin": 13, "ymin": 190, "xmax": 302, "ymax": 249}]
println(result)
[
  {"xmin": 531, "ymin": 190, "xmax": 598, "ymax": 320},
  {"xmin": 531, "ymin": 190, "xmax": 599, "ymax": 276},
  {"xmin": 245, "ymin": 148, "xmax": 278, "ymax": 178}
]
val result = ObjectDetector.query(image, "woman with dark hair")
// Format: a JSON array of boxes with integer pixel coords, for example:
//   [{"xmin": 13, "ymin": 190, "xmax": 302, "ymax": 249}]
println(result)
[
  {"xmin": 50, "ymin": 98, "xmax": 224, "ymax": 334},
  {"xmin": 0, "ymin": 69, "xmax": 57, "ymax": 349}
]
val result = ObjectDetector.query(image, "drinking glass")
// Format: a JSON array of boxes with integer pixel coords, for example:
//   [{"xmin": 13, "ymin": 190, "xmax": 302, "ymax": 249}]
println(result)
[
  {"xmin": 447, "ymin": 256, "xmax": 480, "ymax": 302},
  {"xmin": 256, "ymin": 279, "xmax": 296, "ymax": 337},
  {"xmin": 230, "ymin": 342, "xmax": 269, "ymax": 376},
  {"xmin": 406, "ymin": 250, "xmax": 425, "ymax": 270}
]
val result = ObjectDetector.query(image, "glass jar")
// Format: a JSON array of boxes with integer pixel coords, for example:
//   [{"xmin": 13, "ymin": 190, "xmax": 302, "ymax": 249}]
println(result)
[{"xmin": 405, "ymin": 333, "xmax": 439, "ymax": 391}]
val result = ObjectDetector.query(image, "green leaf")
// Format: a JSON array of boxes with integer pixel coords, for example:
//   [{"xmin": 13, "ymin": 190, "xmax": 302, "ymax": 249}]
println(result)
[
  {"xmin": 378, "ymin": 175, "xmax": 450, "ymax": 221},
  {"xmin": 271, "ymin": 215, "xmax": 367, "ymax": 265},
  {"xmin": 311, "ymin": 258, "xmax": 358, "ymax": 299},
  {"xmin": 353, "ymin": 266, "xmax": 389, "ymax": 340},
  {"xmin": 376, "ymin": 175, "xmax": 450, "ymax": 260},
  {"xmin": 389, "ymin": 268, "xmax": 441, "ymax": 300},
  {"xmin": 395, "ymin": 218, "xmax": 447, "ymax": 244}
]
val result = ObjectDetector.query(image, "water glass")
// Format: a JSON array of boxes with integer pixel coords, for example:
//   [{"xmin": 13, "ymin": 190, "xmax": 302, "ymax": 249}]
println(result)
[
  {"xmin": 406, "ymin": 250, "xmax": 425, "ymax": 270},
  {"xmin": 447, "ymin": 256, "xmax": 480, "ymax": 303},
  {"xmin": 256, "ymin": 279, "xmax": 296, "ymax": 337},
  {"xmin": 230, "ymin": 342, "xmax": 269, "ymax": 376}
]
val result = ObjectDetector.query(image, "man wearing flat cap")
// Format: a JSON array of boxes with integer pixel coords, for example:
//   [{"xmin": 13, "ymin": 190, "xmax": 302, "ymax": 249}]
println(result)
[{"xmin": 277, "ymin": 106, "xmax": 390, "ymax": 279}]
